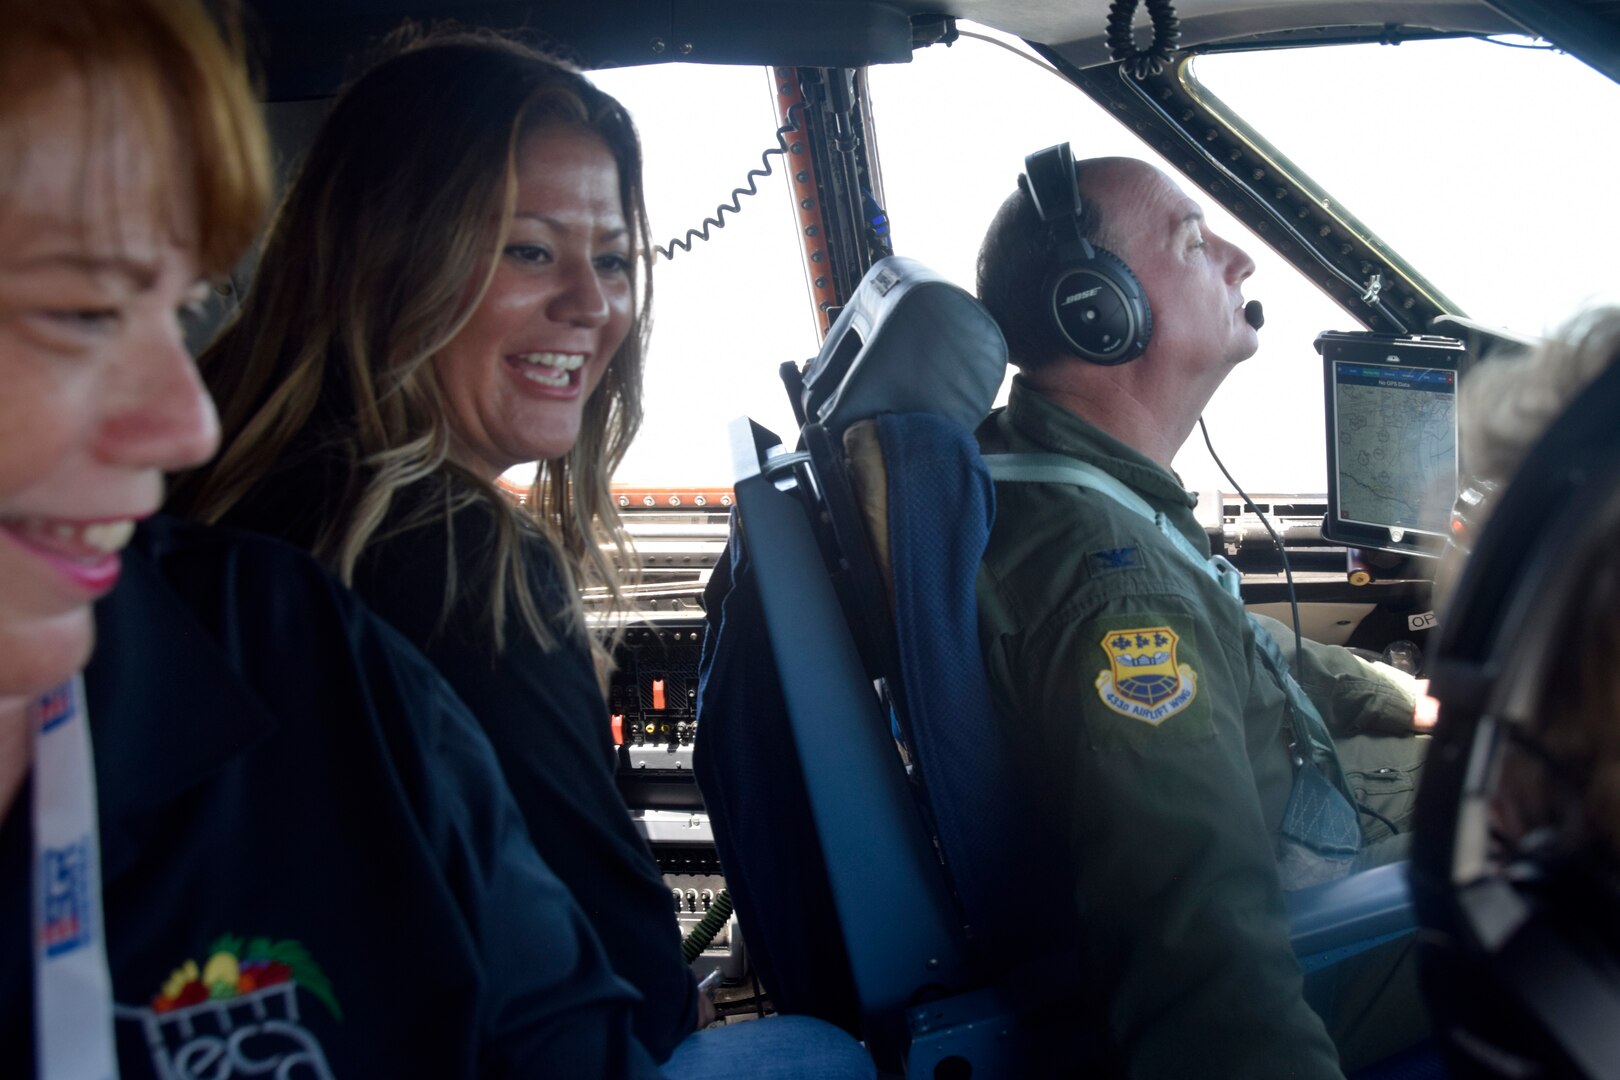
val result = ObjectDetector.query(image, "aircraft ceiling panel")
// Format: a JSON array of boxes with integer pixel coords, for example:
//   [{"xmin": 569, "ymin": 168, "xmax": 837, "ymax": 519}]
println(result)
[
  {"xmin": 246, "ymin": 0, "xmax": 1534, "ymax": 99},
  {"xmin": 248, "ymin": 0, "xmax": 912, "ymax": 97}
]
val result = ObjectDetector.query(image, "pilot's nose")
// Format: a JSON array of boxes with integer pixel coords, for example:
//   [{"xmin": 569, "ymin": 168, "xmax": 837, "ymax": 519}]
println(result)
[
  {"xmin": 1222, "ymin": 235, "xmax": 1256, "ymax": 286},
  {"xmin": 96, "ymin": 321, "xmax": 220, "ymax": 471}
]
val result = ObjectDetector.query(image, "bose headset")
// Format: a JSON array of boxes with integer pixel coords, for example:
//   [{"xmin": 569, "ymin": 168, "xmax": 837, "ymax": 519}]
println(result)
[
  {"xmin": 1413, "ymin": 347, "xmax": 1620, "ymax": 1079},
  {"xmin": 1019, "ymin": 142, "xmax": 1153, "ymax": 365}
]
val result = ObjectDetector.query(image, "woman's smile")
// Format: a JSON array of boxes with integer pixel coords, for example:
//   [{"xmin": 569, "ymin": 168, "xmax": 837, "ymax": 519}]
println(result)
[
  {"xmin": 506, "ymin": 350, "xmax": 590, "ymax": 394},
  {"xmin": 0, "ymin": 515, "xmax": 140, "ymax": 595}
]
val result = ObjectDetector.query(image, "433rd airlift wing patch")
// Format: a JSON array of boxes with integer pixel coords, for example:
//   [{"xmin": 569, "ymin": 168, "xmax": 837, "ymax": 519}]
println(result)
[{"xmin": 1096, "ymin": 626, "xmax": 1199, "ymax": 725}]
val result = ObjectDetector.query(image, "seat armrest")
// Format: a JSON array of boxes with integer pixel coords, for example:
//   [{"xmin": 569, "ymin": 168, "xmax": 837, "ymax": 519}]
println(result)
[{"xmin": 1286, "ymin": 861, "xmax": 1415, "ymax": 973}]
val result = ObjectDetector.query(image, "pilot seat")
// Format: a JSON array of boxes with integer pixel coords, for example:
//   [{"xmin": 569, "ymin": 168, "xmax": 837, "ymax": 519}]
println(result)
[{"xmin": 694, "ymin": 255, "xmax": 1428, "ymax": 1077}]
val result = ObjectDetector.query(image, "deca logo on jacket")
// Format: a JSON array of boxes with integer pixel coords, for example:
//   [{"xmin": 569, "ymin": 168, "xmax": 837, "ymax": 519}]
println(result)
[
  {"xmin": 1096, "ymin": 626, "xmax": 1198, "ymax": 725},
  {"xmin": 115, "ymin": 934, "xmax": 340, "ymax": 1079}
]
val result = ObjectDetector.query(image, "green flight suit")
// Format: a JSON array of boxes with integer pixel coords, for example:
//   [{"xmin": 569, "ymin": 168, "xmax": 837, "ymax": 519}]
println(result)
[{"xmin": 975, "ymin": 378, "xmax": 1424, "ymax": 1080}]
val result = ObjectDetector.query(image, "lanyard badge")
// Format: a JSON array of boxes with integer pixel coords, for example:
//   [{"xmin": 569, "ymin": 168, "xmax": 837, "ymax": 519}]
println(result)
[{"xmin": 31, "ymin": 675, "xmax": 118, "ymax": 1080}]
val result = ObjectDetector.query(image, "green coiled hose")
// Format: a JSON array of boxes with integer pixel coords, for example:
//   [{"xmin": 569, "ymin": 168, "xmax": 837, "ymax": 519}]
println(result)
[{"xmin": 681, "ymin": 889, "xmax": 733, "ymax": 964}]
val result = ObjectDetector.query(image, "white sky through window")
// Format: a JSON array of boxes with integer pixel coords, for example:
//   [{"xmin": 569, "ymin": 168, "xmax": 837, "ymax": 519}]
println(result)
[{"xmin": 506, "ymin": 28, "xmax": 1614, "ymax": 499}]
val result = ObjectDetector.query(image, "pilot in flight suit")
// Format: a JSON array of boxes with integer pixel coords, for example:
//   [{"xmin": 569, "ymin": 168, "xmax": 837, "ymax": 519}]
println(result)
[{"xmin": 973, "ymin": 153, "xmax": 1429, "ymax": 1078}]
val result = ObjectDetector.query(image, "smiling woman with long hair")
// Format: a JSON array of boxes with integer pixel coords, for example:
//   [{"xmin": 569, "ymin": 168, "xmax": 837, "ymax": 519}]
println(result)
[
  {"xmin": 166, "ymin": 27, "xmax": 709, "ymax": 1058},
  {"xmin": 167, "ymin": 27, "xmax": 882, "ymax": 1076},
  {"xmin": 176, "ymin": 29, "xmax": 647, "ymax": 662}
]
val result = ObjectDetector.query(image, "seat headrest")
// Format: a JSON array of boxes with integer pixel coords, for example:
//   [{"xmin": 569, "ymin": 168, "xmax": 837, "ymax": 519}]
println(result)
[{"xmin": 800, "ymin": 256, "xmax": 1007, "ymax": 435}]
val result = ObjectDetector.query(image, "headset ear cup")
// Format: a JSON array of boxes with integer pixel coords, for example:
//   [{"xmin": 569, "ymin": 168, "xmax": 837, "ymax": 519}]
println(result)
[{"xmin": 1046, "ymin": 245, "xmax": 1153, "ymax": 365}]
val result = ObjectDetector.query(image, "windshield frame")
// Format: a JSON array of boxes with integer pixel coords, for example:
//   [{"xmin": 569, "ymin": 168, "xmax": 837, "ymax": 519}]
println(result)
[{"xmin": 1046, "ymin": 43, "xmax": 1463, "ymax": 336}]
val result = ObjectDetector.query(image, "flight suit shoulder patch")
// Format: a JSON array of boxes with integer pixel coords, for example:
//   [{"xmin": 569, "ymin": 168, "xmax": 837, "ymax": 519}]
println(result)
[{"xmin": 1082, "ymin": 612, "xmax": 1213, "ymax": 744}]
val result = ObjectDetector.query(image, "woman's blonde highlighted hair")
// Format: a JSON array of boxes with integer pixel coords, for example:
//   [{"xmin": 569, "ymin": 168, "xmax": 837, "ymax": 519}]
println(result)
[
  {"xmin": 171, "ymin": 28, "xmax": 647, "ymax": 668},
  {"xmin": 0, "ymin": 0, "xmax": 270, "ymax": 276}
]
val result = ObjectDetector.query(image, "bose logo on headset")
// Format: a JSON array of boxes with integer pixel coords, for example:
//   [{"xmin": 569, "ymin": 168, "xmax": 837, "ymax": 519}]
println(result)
[
  {"xmin": 1061, "ymin": 286, "xmax": 1103, "ymax": 305},
  {"xmin": 1020, "ymin": 142, "xmax": 1153, "ymax": 366}
]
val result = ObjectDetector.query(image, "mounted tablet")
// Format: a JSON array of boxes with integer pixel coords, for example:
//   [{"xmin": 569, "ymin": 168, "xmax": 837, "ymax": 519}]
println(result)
[{"xmin": 1318, "ymin": 331, "xmax": 1466, "ymax": 558}]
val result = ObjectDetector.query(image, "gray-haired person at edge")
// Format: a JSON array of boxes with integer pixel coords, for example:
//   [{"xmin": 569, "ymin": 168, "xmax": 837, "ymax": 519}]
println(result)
[
  {"xmin": 0, "ymin": 2, "xmax": 873, "ymax": 1077},
  {"xmin": 164, "ymin": 18, "xmax": 872, "ymax": 1080},
  {"xmin": 973, "ymin": 154, "xmax": 1436, "ymax": 1078},
  {"xmin": 1421, "ymin": 307, "xmax": 1620, "ymax": 1080}
]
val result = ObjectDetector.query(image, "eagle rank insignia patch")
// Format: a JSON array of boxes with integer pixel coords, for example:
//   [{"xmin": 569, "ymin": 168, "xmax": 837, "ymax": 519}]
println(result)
[{"xmin": 1096, "ymin": 626, "xmax": 1198, "ymax": 725}]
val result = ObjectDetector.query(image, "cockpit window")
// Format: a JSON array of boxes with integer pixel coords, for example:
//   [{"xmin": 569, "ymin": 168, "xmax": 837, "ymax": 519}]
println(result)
[
  {"xmin": 571, "ymin": 63, "xmax": 815, "ymax": 488},
  {"xmin": 869, "ymin": 26, "xmax": 1348, "ymax": 498},
  {"xmin": 1187, "ymin": 37, "xmax": 1620, "ymax": 340},
  {"xmin": 546, "ymin": 31, "xmax": 1615, "ymax": 501}
]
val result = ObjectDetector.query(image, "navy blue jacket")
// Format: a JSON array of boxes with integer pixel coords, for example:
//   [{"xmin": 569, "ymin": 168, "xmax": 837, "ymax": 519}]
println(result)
[
  {"xmin": 0, "ymin": 516, "xmax": 660, "ymax": 1077},
  {"xmin": 222, "ymin": 464, "xmax": 699, "ymax": 1061}
]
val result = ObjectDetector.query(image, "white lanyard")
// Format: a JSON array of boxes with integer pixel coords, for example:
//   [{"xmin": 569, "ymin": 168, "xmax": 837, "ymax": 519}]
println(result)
[{"xmin": 31, "ymin": 675, "xmax": 118, "ymax": 1080}]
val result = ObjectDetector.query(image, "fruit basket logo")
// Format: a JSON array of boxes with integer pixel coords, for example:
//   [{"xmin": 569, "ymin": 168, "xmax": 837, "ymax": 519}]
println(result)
[{"xmin": 116, "ymin": 934, "xmax": 341, "ymax": 1080}]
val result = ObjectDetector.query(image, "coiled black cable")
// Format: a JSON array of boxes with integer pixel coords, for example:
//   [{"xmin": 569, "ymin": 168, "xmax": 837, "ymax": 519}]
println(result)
[
  {"xmin": 656, "ymin": 105, "xmax": 806, "ymax": 261},
  {"xmin": 1106, "ymin": 0, "xmax": 1182, "ymax": 80},
  {"xmin": 681, "ymin": 888, "xmax": 733, "ymax": 963}
]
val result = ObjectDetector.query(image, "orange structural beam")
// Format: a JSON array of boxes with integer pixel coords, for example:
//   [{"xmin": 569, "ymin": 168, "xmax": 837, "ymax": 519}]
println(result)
[
  {"xmin": 772, "ymin": 66, "xmax": 838, "ymax": 338},
  {"xmin": 612, "ymin": 487, "xmax": 735, "ymax": 510},
  {"xmin": 494, "ymin": 477, "xmax": 734, "ymax": 510}
]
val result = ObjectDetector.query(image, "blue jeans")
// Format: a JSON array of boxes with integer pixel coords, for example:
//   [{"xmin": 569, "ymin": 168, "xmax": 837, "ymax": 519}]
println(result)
[{"xmin": 660, "ymin": 1015, "xmax": 876, "ymax": 1080}]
